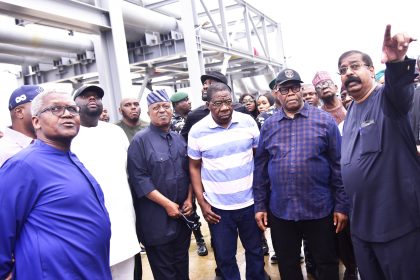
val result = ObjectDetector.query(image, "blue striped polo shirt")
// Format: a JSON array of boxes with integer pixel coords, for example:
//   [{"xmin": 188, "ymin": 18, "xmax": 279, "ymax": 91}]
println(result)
[{"xmin": 188, "ymin": 111, "xmax": 259, "ymax": 210}]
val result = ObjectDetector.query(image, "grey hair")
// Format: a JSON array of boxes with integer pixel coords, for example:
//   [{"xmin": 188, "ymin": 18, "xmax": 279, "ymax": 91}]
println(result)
[{"xmin": 31, "ymin": 90, "xmax": 72, "ymax": 116}]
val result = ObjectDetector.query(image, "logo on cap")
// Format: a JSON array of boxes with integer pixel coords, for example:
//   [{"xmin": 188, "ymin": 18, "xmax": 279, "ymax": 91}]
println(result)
[
  {"xmin": 15, "ymin": 94, "xmax": 27, "ymax": 103},
  {"xmin": 284, "ymin": 70, "xmax": 295, "ymax": 79}
]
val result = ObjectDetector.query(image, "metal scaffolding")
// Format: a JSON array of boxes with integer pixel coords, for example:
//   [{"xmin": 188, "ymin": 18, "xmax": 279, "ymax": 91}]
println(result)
[{"xmin": 0, "ymin": 0, "xmax": 285, "ymax": 119}]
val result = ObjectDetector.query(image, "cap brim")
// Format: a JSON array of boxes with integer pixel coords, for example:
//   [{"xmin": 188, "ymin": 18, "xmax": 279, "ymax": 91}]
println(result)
[
  {"xmin": 73, "ymin": 85, "xmax": 104, "ymax": 100},
  {"xmin": 277, "ymin": 79, "xmax": 304, "ymax": 85},
  {"xmin": 200, "ymin": 74, "xmax": 225, "ymax": 84}
]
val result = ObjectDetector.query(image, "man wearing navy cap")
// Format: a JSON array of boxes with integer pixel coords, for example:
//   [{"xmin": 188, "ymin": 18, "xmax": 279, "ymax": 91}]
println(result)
[
  {"xmin": 0, "ymin": 85, "xmax": 43, "ymax": 167},
  {"xmin": 253, "ymin": 68, "xmax": 349, "ymax": 280},
  {"xmin": 127, "ymin": 89, "xmax": 193, "ymax": 280}
]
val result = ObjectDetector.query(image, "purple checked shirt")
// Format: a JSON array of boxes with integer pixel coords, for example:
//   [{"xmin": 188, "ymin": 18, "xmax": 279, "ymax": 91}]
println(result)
[{"xmin": 253, "ymin": 102, "xmax": 349, "ymax": 221}]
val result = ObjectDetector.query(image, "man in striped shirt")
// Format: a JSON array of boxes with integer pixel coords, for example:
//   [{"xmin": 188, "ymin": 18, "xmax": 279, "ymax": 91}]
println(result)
[{"xmin": 188, "ymin": 82, "xmax": 265, "ymax": 280}]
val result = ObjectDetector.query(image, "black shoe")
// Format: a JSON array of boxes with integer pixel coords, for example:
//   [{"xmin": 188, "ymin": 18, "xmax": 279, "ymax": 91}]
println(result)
[
  {"xmin": 215, "ymin": 267, "xmax": 222, "ymax": 277},
  {"xmin": 197, "ymin": 241, "xmax": 208, "ymax": 256},
  {"xmin": 270, "ymin": 254, "xmax": 277, "ymax": 264},
  {"xmin": 262, "ymin": 238, "xmax": 269, "ymax": 256},
  {"xmin": 343, "ymin": 268, "xmax": 358, "ymax": 280}
]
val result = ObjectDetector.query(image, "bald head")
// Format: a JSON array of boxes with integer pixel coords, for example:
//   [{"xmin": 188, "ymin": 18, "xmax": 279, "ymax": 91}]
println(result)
[{"xmin": 119, "ymin": 97, "xmax": 141, "ymax": 124}]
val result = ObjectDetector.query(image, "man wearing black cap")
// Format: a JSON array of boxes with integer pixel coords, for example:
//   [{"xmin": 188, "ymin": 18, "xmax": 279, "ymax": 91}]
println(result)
[
  {"xmin": 0, "ymin": 85, "xmax": 43, "ymax": 167},
  {"xmin": 71, "ymin": 84, "xmax": 141, "ymax": 280},
  {"xmin": 127, "ymin": 89, "xmax": 193, "ymax": 280},
  {"xmin": 253, "ymin": 68, "xmax": 349, "ymax": 280},
  {"xmin": 180, "ymin": 71, "xmax": 247, "ymax": 141}
]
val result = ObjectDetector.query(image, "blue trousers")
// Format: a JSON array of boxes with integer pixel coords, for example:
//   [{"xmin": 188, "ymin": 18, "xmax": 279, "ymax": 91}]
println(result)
[
  {"xmin": 352, "ymin": 229, "xmax": 420, "ymax": 280},
  {"xmin": 209, "ymin": 205, "xmax": 265, "ymax": 280}
]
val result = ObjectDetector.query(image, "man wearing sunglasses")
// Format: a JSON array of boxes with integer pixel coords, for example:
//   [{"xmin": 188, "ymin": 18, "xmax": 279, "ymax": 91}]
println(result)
[
  {"xmin": 253, "ymin": 68, "xmax": 349, "ymax": 280},
  {"xmin": 0, "ymin": 89, "xmax": 112, "ymax": 280},
  {"xmin": 339, "ymin": 25, "xmax": 420, "ymax": 279}
]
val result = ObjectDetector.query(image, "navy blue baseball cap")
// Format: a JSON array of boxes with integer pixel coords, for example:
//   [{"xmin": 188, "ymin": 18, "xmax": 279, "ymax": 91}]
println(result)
[
  {"xmin": 275, "ymin": 69, "xmax": 303, "ymax": 85},
  {"xmin": 8, "ymin": 85, "xmax": 44, "ymax": 110}
]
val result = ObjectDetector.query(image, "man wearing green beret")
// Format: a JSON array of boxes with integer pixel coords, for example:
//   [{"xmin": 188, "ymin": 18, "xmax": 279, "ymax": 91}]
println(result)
[{"xmin": 170, "ymin": 92, "xmax": 192, "ymax": 133}]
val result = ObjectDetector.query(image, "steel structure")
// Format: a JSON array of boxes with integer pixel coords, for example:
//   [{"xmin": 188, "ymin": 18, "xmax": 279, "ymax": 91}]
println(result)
[{"xmin": 0, "ymin": 0, "xmax": 284, "ymax": 119}]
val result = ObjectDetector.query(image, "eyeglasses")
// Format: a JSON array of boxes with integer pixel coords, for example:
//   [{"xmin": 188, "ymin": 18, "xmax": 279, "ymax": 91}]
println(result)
[
  {"xmin": 315, "ymin": 80, "xmax": 335, "ymax": 92},
  {"xmin": 241, "ymin": 98, "xmax": 254, "ymax": 104},
  {"xmin": 338, "ymin": 62, "xmax": 370, "ymax": 75},
  {"xmin": 210, "ymin": 99, "xmax": 233, "ymax": 108},
  {"xmin": 37, "ymin": 105, "xmax": 80, "ymax": 117},
  {"xmin": 179, "ymin": 212, "xmax": 200, "ymax": 231},
  {"xmin": 151, "ymin": 104, "xmax": 171, "ymax": 112},
  {"xmin": 275, "ymin": 85, "xmax": 301, "ymax": 95}
]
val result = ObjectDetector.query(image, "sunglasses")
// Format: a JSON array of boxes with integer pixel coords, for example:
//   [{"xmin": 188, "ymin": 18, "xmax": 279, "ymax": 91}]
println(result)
[{"xmin": 179, "ymin": 212, "xmax": 200, "ymax": 231}]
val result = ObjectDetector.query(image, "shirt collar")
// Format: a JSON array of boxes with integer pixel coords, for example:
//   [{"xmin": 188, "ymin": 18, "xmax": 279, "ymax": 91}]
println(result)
[
  {"xmin": 3, "ymin": 126, "xmax": 34, "ymax": 148},
  {"xmin": 276, "ymin": 102, "xmax": 310, "ymax": 120},
  {"xmin": 149, "ymin": 123, "xmax": 171, "ymax": 138},
  {"xmin": 208, "ymin": 111, "xmax": 240, "ymax": 129}
]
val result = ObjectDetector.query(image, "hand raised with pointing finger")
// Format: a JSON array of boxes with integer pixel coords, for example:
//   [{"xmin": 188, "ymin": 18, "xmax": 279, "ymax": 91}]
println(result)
[{"xmin": 381, "ymin": 24, "xmax": 416, "ymax": 63}]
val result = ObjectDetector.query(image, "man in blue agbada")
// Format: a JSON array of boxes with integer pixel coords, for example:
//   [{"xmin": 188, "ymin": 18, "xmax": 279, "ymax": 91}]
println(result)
[{"xmin": 0, "ymin": 89, "xmax": 112, "ymax": 280}]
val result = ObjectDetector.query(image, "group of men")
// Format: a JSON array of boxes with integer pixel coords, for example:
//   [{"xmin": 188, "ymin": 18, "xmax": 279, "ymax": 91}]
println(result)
[{"xmin": 0, "ymin": 24, "xmax": 419, "ymax": 280}]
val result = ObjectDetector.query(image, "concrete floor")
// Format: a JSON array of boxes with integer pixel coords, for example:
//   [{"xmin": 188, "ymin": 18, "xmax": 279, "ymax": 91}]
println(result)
[
  {"xmin": 140, "ymin": 224, "xmax": 349, "ymax": 279},
  {"xmin": 140, "ymin": 226, "xmax": 282, "ymax": 280}
]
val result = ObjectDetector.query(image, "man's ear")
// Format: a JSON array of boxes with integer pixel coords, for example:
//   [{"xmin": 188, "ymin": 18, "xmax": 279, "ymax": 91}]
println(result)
[
  {"xmin": 14, "ymin": 107, "xmax": 24, "ymax": 119},
  {"xmin": 32, "ymin": 116, "xmax": 41, "ymax": 131},
  {"xmin": 206, "ymin": 101, "xmax": 210, "ymax": 108},
  {"xmin": 118, "ymin": 107, "xmax": 122, "ymax": 114}
]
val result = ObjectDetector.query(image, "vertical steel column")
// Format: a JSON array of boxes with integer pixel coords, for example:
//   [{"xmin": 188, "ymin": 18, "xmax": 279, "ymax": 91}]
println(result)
[
  {"xmin": 93, "ymin": 0, "xmax": 132, "ymax": 122},
  {"xmin": 276, "ymin": 22, "xmax": 286, "ymax": 69},
  {"xmin": 243, "ymin": 4, "xmax": 253, "ymax": 55},
  {"xmin": 218, "ymin": 0, "xmax": 230, "ymax": 49},
  {"xmin": 179, "ymin": 0, "xmax": 205, "ymax": 108}
]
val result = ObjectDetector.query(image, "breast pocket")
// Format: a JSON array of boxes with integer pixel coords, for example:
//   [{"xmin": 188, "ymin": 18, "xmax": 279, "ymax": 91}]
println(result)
[
  {"xmin": 152, "ymin": 152, "xmax": 171, "ymax": 175},
  {"xmin": 359, "ymin": 121, "xmax": 381, "ymax": 155}
]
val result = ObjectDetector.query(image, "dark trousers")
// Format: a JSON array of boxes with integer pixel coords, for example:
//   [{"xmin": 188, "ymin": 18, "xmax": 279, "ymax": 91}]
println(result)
[
  {"xmin": 337, "ymin": 224, "xmax": 357, "ymax": 271},
  {"xmin": 190, "ymin": 200, "xmax": 205, "ymax": 243},
  {"xmin": 146, "ymin": 224, "xmax": 191, "ymax": 280},
  {"xmin": 209, "ymin": 205, "xmax": 265, "ymax": 280},
  {"xmin": 352, "ymin": 229, "xmax": 420, "ymax": 280},
  {"xmin": 134, "ymin": 253, "xmax": 142, "ymax": 280},
  {"xmin": 270, "ymin": 213, "xmax": 339, "ymax": 280}
]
